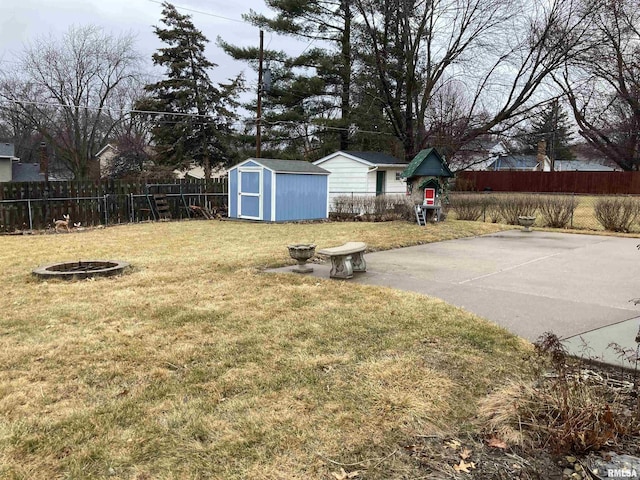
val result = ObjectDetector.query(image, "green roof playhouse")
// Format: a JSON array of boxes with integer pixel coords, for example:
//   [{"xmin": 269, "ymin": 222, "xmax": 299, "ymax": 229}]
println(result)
[{"xmin": 401, "ymin": 148, "xmax": 453, "ymax": 221}]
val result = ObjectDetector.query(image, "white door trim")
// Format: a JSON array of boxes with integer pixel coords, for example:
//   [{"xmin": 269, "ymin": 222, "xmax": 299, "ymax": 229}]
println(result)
[{"xmin": 238, "ymin": 167, "xmax": 263, "ymax": 220}]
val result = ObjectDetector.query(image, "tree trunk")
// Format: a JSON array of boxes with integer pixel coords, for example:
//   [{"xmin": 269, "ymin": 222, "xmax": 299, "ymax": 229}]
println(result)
[
  {"xmin": 203, "ymin": 154, "xmax": 211, "ymax": 180},
  {"xmin": 339, "ymin": 0, "xmax": 352, "ymax": 150}
]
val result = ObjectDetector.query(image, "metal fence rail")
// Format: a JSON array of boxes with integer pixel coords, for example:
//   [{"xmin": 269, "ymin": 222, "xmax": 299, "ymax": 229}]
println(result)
[
  {"xmin": 0, "ymin": 178, "xmax": 228, "ymax": 232},
  {"xmin": 0, "ymin": 192, "xmax": 227, "ymax": 232}
]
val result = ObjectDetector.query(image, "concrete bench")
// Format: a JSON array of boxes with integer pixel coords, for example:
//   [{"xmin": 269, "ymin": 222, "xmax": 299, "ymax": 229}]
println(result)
[{"xmin": 318, "ymin": 242, "xmax": 367, "ymax": 279}]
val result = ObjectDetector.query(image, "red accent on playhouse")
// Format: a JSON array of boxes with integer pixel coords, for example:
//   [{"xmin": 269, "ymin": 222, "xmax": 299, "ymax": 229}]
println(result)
[{"xmin": 424, "ymin": 188, "xmax": 436, "ymax": 206}]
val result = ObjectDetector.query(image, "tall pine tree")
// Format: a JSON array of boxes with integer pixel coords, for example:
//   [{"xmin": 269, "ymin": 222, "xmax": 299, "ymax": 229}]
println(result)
[
  {"xmin": 222, "ymin": 0, "xmax": 354, "ymax": 157},
  {"xmin": 139, "ymin": 2, "xmax": 242, "ymax": 177},
  {"xmin": 521, "ymin": 101, "xmax": 575, "ymax": 162}
]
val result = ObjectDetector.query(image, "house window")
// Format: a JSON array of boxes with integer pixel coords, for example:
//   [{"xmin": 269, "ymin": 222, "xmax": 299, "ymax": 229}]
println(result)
[{"xmin": 395, "ymin": 171, "xmax": 402, "ymax": 181}]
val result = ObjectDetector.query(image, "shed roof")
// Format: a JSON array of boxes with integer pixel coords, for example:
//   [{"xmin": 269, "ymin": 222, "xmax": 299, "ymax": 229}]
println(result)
[
  {"xmin": 401, "ymin": 148, "xmax": 453, "ymax": 178},
  {"xmin": 0, "ymin": 143, "xmax": 16, "ymax": 158},
  {"xmin": 243, "ymin": 158, "xmax": 329, "ymax": 175},
  {"xmin": 12, "ymin": 163, "xmax": 44, "ymax": 182}
]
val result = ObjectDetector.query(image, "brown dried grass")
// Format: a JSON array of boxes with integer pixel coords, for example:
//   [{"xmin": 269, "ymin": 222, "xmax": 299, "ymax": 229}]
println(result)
[
  {"xmin": 0, "ymin": 219, "xmax": 526, "ymax": 479},
  {"xmin": 478, "ymin": 377, "xmax": 634, "ymax": 454}
]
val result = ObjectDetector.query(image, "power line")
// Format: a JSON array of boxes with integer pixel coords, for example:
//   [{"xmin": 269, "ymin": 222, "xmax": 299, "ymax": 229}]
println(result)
[
  {"xmin": 0, "ymin": 98, "xmax": 389, "ymax": 135},
  {"xmin": 147, "ymin": 0, "xmax": 247, "ymax": 25}
]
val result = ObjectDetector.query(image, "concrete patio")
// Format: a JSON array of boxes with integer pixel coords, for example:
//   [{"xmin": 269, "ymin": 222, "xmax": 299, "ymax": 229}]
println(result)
[{"xmin": 272, "ymin": 230, "xmax": 640, "ymax": 367}]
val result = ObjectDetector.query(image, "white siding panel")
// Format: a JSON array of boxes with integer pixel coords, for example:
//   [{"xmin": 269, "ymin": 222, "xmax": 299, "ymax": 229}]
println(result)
[
  {"xmin": 385, "ymin": 167, "xmax": 407, "ymax": 195},
  {"xmin": 366, "ymin": 171, "xmax": 376, "ymax": 194},
  {"xmin": 319, "ymin": 154, "xmax": 409, "ymax": 210},
  {"xmin": 366, "ymin": 168, "xmax": 406, "ymax": 196},
  {"xmin": 320, "ymin": 155, "xmax": 370, "ymax": 206}
]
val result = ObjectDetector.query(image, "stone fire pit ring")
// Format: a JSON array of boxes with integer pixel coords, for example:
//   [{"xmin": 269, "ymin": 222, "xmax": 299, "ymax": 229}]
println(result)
[{"xmin": 33, "ymin": 260, "xmax": 130, "ymax": 280}]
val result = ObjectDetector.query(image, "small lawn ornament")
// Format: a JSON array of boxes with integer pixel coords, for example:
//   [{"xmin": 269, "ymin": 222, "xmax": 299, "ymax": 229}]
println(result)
[
  {"xmin": 288, "ymin": 244, "xmax": 316, "ymax": 273},
  {"xmin": 54, "ymin": 214, "xmax": 70, "ymax": 233}
]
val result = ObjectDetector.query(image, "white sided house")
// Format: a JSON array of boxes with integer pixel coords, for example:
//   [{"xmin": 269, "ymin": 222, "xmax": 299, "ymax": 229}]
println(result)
[{"xmin": 313, "ymin": 151, "xmax": 408, "ymax": 207}]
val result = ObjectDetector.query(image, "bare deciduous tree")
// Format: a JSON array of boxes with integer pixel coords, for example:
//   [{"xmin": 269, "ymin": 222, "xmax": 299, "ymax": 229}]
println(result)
[
  {"xmin": 555, "ymin": 0, "xmax": 640, "ymax": 170},
  {"xmin": 0, "ymin": 25, "xmax": 143, "ymax": 179},
  {"xmin": 353, "ymin": 0, "xmax": 592, "ymax": 162}
]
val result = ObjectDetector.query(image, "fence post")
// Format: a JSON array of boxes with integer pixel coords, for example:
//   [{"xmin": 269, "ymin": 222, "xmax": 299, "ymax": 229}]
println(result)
[
  {"xmin": 570, "ymin": 193, "xmax": 574, "ymax": 229},
  {"xmin": 103, "ymin": 194, "xmax": 109, "ymax": 225},
  {"xmin": 44, "ymin": 183, "xmax": 50, "ymax": 227},
  {"xmin": 27, "ymin": 199, "xmax": 33, "ymax": 230},
  {"xmin": 130, "ymin": 193, "xmax": 134, "ymax": 223}
]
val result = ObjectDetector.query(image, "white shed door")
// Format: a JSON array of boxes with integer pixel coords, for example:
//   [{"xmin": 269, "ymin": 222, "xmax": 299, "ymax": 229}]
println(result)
[{"xmin": 238, "ymin": 168, "xmax": 262, "ymax": 220}]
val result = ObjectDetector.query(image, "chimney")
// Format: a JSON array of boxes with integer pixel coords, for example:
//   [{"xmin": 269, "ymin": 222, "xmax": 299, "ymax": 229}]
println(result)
[
  {"xmin": 536, "ymin": 140, "xmax": 547, "ymax": 171},
  {"xmin": 40, "ymin": 142, "xmax": 49, "ymax": 181}
]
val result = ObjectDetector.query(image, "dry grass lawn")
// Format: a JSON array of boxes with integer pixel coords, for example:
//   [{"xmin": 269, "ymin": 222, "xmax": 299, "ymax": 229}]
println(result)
[{"xmin": 0, "ymin": 220, "xmax": 529, "ymax": 479}]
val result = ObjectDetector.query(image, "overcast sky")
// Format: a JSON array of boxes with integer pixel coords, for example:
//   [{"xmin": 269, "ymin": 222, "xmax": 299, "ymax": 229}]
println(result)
[{"xmin": 0, "ymin": 0, "xmax": 309, "ymax": 87}]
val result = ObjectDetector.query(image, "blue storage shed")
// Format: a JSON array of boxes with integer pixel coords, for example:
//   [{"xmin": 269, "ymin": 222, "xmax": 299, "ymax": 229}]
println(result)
[{"xmin": 228, "ymin": 158, "xmax": 330, "ymax": 222}]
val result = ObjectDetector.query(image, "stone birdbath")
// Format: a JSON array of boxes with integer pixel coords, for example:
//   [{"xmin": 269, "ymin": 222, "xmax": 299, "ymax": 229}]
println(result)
[
  {"xmin": 518, "ymin": 216, "xmax": 536, "ymax": 232},
  {"xmin": 287, "ymin": 244, "xmax": 316, "ymax": 273}
]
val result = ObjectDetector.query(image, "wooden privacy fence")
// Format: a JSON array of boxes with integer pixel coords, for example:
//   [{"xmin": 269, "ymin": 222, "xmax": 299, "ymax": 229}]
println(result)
[
  {"xmin": 0, "ymin": 178, "xmax": 228, "ymax": 232},
  {"xmin": 456, "ymin": 171, "xmax": 640, "ymax": 194}
]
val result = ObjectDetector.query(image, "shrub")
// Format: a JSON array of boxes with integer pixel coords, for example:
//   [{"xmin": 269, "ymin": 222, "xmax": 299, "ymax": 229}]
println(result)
[
  {"xmin": 331, "ymin": 195, "xmax": 359, "ymax": 220},
  {"xmin": 538, "ymin": 195, "xmax": 577, "ymax": 228},
  {"xmin": 449, "ymin": 193, "xmax": 486, "ymax": 221},
  {"xmin": 392, "ymin": 197, "xmax": 418, "ymax": 222},
  {"xmin": 381, "ymin": 195, "xmax": 415, "ymax": 221},
  {"xmin": 484, "ymin": 196, "xmax": 502, "ymax": 223},
  {"xmin": 331, "ymin": 194, "xmax": 414, "ymax": 222},
  {"xmin": 479, "ymin": 333, "xmax": 638, "ymax": 454},
  {"xmin": 358, "ymin": 195, "xmax": 389, "ymax": 220},
  {"xmin": 494, "ymin": 194, "xmax": 540, "ymax": 225},
  {"xmin": 594, "ymin": 197, "xmax": 640, "ymax": 232}
]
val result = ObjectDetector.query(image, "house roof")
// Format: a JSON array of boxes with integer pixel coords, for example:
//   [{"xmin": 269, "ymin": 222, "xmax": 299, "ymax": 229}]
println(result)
[
  {"xmin": 95, "ymin": 143, "xmax": 116, "ymax": 158},
  {"xmin": 314, "ymin": 150, "xmax": 407, "ymax": 168},
  {"xmin": 555, "ymin": 160, "xmax": 617, "ymax": 172},
  {"xmin": 11, "ymin": 163, "xmax": 44, "ymax": 182},
  {"xmin": 241, "ymin": 158, "xmax": 329, "ymax": 175},
  {"xmin": 0, "ymin": 143, "xmax": 16, "ymax": 158},
  {"xmin": 487, "ymin": 154, "xmax": 539, "ymax": 171},
  {"xmin": 174, "ymin": 164, "xmax": 228, "ymax": 179},
  {"xmin": 341, "ymin": 151, "xmax": 407, "ymax": 166},
  {"xmin": 401, "ymin": 148, "xmax": 453, "ymax": 178},
  {"xmin": 457, "ymin": 138, "xmax": 506, "ymax": 154}
]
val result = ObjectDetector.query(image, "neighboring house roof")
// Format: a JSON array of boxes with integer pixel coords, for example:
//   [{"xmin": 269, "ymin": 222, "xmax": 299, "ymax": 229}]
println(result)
[
  {"xmin": 555, "ymin": 160, "xmax": 617, "ymax": 172},
  {"xmin": 401, "ymin": 148, "xmax": 453, "ymax": 178},
  {"xmin": 570, "ymin": 143, "xmax": 620, "ymax": 168},
  {"xmin": 174, "ymin": 164, "xmax": 228, "ymax": 179},
  {"xmin": 237, "ymin": 158, "xmax": 329, "ymax": 175},
  {"xmin": 314, "ymin": 150, "xmax": 407, "ymax": 168},
  {"xmin": 457, "ymin": 138, "xmax": 508, "ymax": 155},
  {"xmin": 450, "ymin": 139, "xmax": 510, "ymax": 171},
  {"xmin": 487, "ymin": 154, "xmax": 540, "ymax": 171},
  {"xmin": 12, "ymin": 163, "xmax": 44, "ymax": 182},
  {"xmin": 0, "ymin": 143, "xmax": 17, "ymax": 159},
  {"xmin": 95, "ymin": 143, "xmax": 116, "ymax": 159}
]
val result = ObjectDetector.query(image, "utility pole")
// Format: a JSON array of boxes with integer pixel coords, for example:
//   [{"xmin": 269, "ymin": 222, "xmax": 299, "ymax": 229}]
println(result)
[
  {"xmin": 256, "ymin": 30, "xmax": 264, "ymax": 158},
  {"xmin": 550, "ymin": 99, "xmax": 558, "ymax": 172}
]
